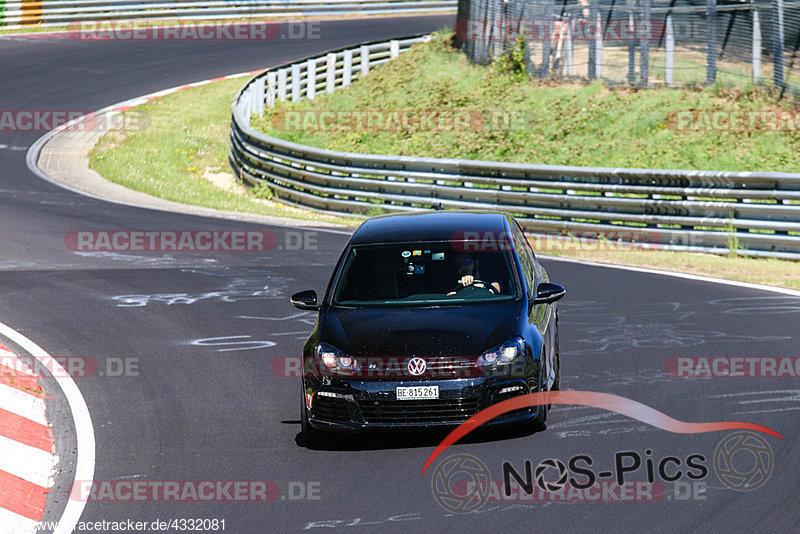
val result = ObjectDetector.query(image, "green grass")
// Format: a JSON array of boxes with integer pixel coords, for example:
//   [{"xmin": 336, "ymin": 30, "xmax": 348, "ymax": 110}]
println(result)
[
  {"xmin": 89, "ymin": 78, "xmax": 356, "ymax": 226},
  {"xmin": 252, "ymin": 33, "xmax": 800, "ymax": 173}
]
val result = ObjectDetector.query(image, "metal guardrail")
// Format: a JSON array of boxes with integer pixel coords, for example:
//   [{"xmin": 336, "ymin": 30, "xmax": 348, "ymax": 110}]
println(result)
[
  {"xmin": 229, "ymin": 34, "xmax": 800, "ymax": 259},
  {"xmin": 0, "ymin": 0, "xmax": 456, "ymax": 29}
]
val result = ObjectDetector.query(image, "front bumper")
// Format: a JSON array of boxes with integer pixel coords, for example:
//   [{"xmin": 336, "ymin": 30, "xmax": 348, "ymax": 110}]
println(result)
[{"xmin": 303, "ymin": 374, "xmax": 541, "ymax": 432}]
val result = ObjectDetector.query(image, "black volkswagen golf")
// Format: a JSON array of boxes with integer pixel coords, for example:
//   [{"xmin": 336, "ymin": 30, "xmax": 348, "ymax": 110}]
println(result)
[{"xmin": 291, "ymin": 210, "xmax": 565, "ymax": 443}]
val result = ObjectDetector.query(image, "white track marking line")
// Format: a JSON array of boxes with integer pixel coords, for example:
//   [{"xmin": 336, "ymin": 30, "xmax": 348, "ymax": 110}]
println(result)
[
  {"xmin": 0, "ymin": 434, "xmax": 53, "ymax": 488},
  {"xmin": 0, "ymin": 384, "xmax": 47, "ymax": 426},
  {"xmin": 0, "ymin": 322, "xmax": 94, "ymax": 534}
]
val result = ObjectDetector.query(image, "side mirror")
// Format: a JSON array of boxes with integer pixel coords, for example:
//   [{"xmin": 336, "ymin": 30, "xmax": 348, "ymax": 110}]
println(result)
[
  {"xmin": 291, "ymin": 290, "xmax": 320, "ymax": 311},
  {"xmin": 532, "ymin": 283, "xmax": 566, "ymax": 305}
]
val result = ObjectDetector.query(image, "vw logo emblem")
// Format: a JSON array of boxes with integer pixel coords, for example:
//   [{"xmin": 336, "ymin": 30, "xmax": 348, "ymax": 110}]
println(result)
[{"xmin": 407, "ymin": 357, "xmax": 427, "ymax": 376}]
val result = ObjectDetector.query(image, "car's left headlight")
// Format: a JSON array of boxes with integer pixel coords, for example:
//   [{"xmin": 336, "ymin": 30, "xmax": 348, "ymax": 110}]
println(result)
[
  {"xmin": 477, "ymin": 337, "xmax": 526, "ymax": 368},
  {"xmin": 315, "ymin": 342, "xmax": 359, "ymax": 375}
]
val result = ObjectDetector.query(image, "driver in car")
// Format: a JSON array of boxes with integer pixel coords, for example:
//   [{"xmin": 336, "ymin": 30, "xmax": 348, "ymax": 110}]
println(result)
[{"xmin": 447, "ymin": 253, "xmax": 501, "ymax": 295}]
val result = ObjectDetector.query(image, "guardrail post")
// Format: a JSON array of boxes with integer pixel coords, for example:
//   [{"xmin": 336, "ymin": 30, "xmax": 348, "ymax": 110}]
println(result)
[
  {"xmin": 390, "ymin": 39, "xmax": 400, "ymax": 58},
  {"xmin": 706, "ymin": 0, "xmax": 717, "ymax": 85},
  {"xmin": 252, "ymin": 78, "xmax": 264, "ymax": 117},
  {"xmin": 266, "ymin": 71, "xmax": 276, "ymax": 107},
  {"xmin": 343, "ymin": 50, "xmax": 353, "ymax": 86},
  {"xmin": 565, "ymin": 19, "xmax": 574, "ymax": 76},
  {"xmin": 772, "ymin": 0, "xmax": 785, "ymax": 91},
  {"xmin": 291, "ymin": 63, "xmax": 301, "ymax": 102},
  {"xmin": 752, "ymin": 10, "xmax": 761, "ymax": 82},
  {"xmin": 306, "ymin": 58, "xmax": 316, "ymax": 100},
  {"xmin": 595, "ymin": 13, "xmax": 603, "ymax": 78},
  {"xmin": 277, "ymin": 69, "xmax": 287, "ymax": 102},
  {"xmin": 360, "ymin": 45, "xmax": 370, "ymax": 77},
  {"xmin": 239, "ymin": 89, "xmax": 251, "ymax": 127},
  {"xmin": 326, "ymin": 53, "xmax": 336, "ymax": 94},
  {"xmin": 640, "ymin": 0, "xmax": 651, "ymax": 87},
  {"xmin": 665, "ymin": 15, "xmax": 674, "ymax": 86}
]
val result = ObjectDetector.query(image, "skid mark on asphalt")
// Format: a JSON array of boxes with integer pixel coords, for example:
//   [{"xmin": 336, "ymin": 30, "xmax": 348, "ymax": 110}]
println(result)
[
  {"xmin": 237, "ymin": 312, "xmax": 317, "ymax": 327},
  {"xmin": 188, "ymin": 335, "xmax": 277, "ymax": 352},
  {"xmin": 547, "ymin": 372, "xmax": 800, "ymax": 437},
  {"xmin": 707, "ymin": 296, "xmax": 800, "ymax": 315},
  {"xmin": 560, "ymin": 299, "xmax": 791, "ymax": 354},
  {"xmin": 109, "ymin": 274, "xmax": 289, "ymax": 307},
  {"xmin": 72, "ymin": 251, "xmax": 207, "ymax": 267},
  {"xmin": 709, "ymin": 389, "xmax": 800, "ymax": 416},
  {"xmin": 562, "ymin": 369, "xmax": 671, "ymax": 387},
  {"xmin": 546, "ymin": 405, "xmax": 649, "ymax": 438}
]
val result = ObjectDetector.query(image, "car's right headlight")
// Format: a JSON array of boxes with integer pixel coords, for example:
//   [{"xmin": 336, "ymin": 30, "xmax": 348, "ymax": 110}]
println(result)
[{"xmin": 315, "ymin": 342, "xmax": 359, "ymax": 375}]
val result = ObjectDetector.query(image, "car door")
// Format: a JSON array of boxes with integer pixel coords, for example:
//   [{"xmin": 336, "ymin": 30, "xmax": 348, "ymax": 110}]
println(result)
[{"xmin": 512, "ymin": 222, "xmax": 556, "ymax": 391}]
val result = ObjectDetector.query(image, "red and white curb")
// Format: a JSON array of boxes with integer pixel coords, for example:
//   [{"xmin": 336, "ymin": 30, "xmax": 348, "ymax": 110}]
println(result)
[{"xmin": 0, "ymin": 342, "xmax": 56, "ymax": 534}]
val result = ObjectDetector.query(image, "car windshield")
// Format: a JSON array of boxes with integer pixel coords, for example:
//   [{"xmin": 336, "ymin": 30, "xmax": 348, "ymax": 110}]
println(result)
[{"xmin": 332, "ymin": 241, "xmax": 518, "ymax": 307}]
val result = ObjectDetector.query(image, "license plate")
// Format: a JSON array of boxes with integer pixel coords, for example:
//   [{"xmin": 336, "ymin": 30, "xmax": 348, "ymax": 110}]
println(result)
[{"xmin": 396, "ymin": 385, "xmax": 439, "ymax": 400}]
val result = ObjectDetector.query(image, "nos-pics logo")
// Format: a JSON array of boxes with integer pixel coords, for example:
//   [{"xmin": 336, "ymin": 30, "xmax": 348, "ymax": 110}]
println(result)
[{"xmin": 431, "ymin": 432, "xmax": 774, "ymax": 513}]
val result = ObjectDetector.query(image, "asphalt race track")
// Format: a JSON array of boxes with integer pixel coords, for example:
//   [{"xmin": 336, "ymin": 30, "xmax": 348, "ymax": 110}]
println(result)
[{"xmin": 1, "ymin": 15, "xmax": 799, "ymax": 533}]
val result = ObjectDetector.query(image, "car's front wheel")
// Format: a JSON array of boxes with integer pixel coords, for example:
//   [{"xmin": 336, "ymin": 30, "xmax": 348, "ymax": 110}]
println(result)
[
  {"xmin": 529, "ymin": 352, "xmax": 548, "ymax": 432},
  {"xmin": 552, "ymin": 312, "xmax": 561, "ymax": 392},
  {"xmin": 301, "ymin": 389, "xmax": 322, "ymax": 447}
]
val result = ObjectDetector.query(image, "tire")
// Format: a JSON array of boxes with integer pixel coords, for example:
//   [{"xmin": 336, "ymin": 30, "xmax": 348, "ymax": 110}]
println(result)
[
  {"xmin": 300, "ymin": 390, "xmax": 322, "ymax": 448},
  {"xmin": 552, "ymin": 312, "xmax": 561, "ymax": 392},
  {"xmin": 530, "ymin": 353, "xmax": 548, "ymax": 432}
]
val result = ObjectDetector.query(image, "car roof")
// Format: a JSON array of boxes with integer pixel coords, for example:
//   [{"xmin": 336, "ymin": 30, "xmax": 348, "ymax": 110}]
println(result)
[{"xmin": 349, "ymin": 210, "xmax": 513, "ymax": 246}]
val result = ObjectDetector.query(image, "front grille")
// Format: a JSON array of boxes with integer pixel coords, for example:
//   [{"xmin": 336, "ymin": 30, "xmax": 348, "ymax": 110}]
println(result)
[
  {"xmin": 362, "ymin": 357, "xmax": 477, "ymax": 379},
  {"xmin": 358, "ymin": 398, "xmax": 479, "ymax": 425},
  {"xmin": 313, "ymin": 395, "xmax": 351, "ymax": 423}
]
